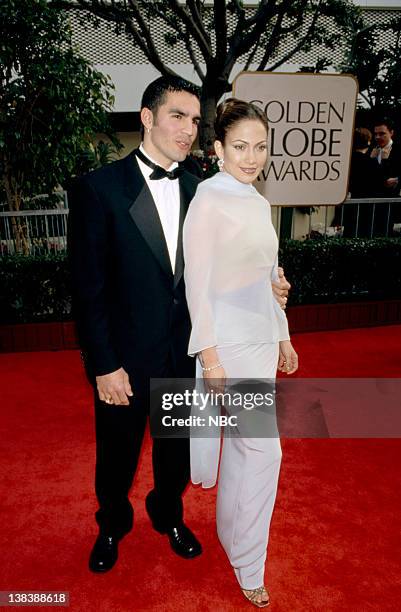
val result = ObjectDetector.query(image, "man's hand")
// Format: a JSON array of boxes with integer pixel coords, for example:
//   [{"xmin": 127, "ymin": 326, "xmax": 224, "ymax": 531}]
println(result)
[
  {"xmin": 272, "ymin": 266, "xmax": 291, "ymax": 310},
  {"xmin": 96, "ymin": 367, "xmax": 133, "ymax": 406},
  {"xmin": 385, "ymin": 177, "xmax": 399, "ymax": 189}
]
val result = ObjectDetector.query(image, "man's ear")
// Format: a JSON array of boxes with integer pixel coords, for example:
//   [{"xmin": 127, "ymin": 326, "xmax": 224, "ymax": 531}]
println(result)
[{"xmin": 141, "ymin": 107, "xmax": 153, "ymax": 132}]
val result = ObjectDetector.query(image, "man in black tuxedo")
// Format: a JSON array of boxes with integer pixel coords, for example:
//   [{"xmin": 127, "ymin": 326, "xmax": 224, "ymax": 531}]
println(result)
[
  {"xmin": 371, "ymin": 118, "xmax": 401, "ymax": 197},
  {"xmin": 68, "ymin": 76, "xmax": 290, "ymax": 573},
  {"xmin": 370, "ymin": 118, "xmax": 401, "ymax": 234}
]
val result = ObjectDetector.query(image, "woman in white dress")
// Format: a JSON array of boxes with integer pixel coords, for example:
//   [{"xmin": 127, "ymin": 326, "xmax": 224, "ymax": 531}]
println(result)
[{"xmin": 183, "ymin": 98, "xmax": 298, "ymax": 607}]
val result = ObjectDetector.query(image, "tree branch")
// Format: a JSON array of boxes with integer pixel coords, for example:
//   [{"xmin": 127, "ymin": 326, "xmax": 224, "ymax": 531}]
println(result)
[
  {"xmin": 168, "ymin": 0, "xmax": 212, "ymax": 63},
  {"xmin": 244, "ymin": 40, "xmax": 259, "ymax": 71},
  {"xmin": 255, "ymin": 10, "xmax": 286, "ymax": 71},
  {"xmin": 242, "ymin": 0, "xmax": 272, "ymax": 29},
  {"xmin": 214, "ymin": 0, "xmax": 227, "ymax": 63},
  {"xmin": 146, "ymin": 4, "xmax": 205, "ymax": 79},
  {"xmin": 227, "ymin": 0, "xmax": 303, "ymax": 72},
  {"xmin": 50, "ymin": 0, "xmax": 179, "ymax": 78},
  {"xmin": 183, "ymin": 28, "xmax": 205, "ymax": 81},
  {"xmin": 224, "ymin": 1, "xmax": 278, "ymax": 77},
  {"xmin": 267, "ymin": 1, "xmax": 323, "ymax": 71},
  {"xmin": 254, "ymin": 0, "xmax": 307, "ymax": 72},
  {"xmin": 187, "ymin": 0, "xmax": 211, "ymax": 48},
  {"xmin": 126, "ymin": 0, "xmax": 177, "ymax": 75}
]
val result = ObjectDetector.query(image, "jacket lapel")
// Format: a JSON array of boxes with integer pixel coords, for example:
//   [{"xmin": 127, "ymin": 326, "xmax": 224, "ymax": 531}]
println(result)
[
  {"xmin": 174, "ymin": 173, "xmax": 195, "ymax": 288},
  {"xmin": 125, "ymin": 151, "xmax": 173, "ymax": 280}
]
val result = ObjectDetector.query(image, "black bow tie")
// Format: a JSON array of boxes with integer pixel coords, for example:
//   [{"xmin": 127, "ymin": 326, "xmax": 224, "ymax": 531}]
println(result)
[{"xmin": 135, "ymin": 148, "xmax": 184, "ymax": 180}]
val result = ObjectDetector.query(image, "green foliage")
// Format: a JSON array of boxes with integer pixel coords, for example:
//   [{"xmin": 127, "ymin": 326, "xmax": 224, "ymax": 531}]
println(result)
[
  {"xmin": 340, "ymin": 13, "xmax": 401, "ymax": 113},
  {"xmin": 189, "ymin": 151, "xmax": 219, "ymax": 177},
  {"xmin": 0, "ymin": 253, "xmax": 72, "ymax": 323},
  {"xmin": 0, "ymin": 0, "xmax": 121, "ymax": 210},
  {"xmin": 1, "ymin": 239, "xmax": 400, "ymax": 324},
  {"xmin": 280, "ymin": 237, "xmax": 401, "ymax": 305}
]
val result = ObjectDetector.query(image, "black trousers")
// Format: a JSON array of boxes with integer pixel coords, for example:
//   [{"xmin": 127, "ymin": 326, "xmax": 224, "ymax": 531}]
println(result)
[{"xmin": 93, "ymin": 359, "xmax": 191, "ymax": 537}]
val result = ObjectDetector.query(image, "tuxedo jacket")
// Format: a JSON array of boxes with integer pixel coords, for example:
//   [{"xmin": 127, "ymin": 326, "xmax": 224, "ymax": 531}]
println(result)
[
  {"xmin": 67, "ymin": 150, "xmax": 201, "ymax": 390},
  {"xmin": 380, "ymin": 143, "xmax": 401, "ymax": 179},
  {"xmin": 382, "ymin": 143, "xmax": 401, "ymax": 196},
  {"xmin": 371, "ymin": 143, "xmax": 401, "ymax": 196}
]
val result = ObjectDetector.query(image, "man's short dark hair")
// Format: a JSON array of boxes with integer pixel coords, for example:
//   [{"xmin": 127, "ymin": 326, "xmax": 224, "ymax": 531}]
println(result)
[
  {"xmin": 373, "ymin": 117, "xmax": 395, "ymax": 132},
  {"xmin": 140, "ymin": 75, "xmax": 201, "ymax": 136}
]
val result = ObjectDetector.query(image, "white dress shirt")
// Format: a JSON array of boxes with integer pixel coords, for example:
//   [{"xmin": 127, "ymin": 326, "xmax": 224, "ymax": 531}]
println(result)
[
  {"xmin": 373, "ymin": 139, "xmax": 393, "ymax": 164},
  {"xmin": 136, "ymin": 144, "xmax": 180, "ymax": 273}
]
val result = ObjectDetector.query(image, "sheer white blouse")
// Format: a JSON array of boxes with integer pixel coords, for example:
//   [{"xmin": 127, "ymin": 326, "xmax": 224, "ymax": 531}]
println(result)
[{"xmin": 183, "ymin": 171, "xmax": 289, "ymax": 356}]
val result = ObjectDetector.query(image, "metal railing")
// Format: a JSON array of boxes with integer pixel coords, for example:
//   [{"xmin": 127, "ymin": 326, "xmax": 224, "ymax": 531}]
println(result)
[
  {"xmin": 0, "ymin": 197, "xmax": 400, "ymax": 257},
  {"xmin": 0, "ymin": 209, "xmax": 69, "ymax": 256},
  {"xmin": 270, "ymin": 197, "xmax": 401, "ymax": 240}
]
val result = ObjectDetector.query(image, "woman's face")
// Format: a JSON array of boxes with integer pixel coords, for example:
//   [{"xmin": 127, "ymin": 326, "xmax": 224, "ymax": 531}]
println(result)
[{"xmin": 215, "ymin": 119, "xmax": 268, "ymax": 184}]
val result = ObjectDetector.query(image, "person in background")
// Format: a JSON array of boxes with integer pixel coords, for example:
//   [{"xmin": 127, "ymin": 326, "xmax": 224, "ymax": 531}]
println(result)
[
  {"xmin": 371, "ymin": 118, "xmax": 401, "ymax": 197},
  {"xmin": 370, "ymin": 118, "xmax": 401, "ymax": 234},
  {"xmin": 349, "ymin": 127, "xmax": 383, "ymax": 198},
  {"xmin": 337, "ymin": 127, "xmax": 383, "ymax": 237}
]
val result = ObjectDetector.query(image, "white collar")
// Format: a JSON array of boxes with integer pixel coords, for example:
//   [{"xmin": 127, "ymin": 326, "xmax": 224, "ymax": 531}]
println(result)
[
  {"xmin": 379, "ymin": 139, "xmax": 393, "ymax": 150},
  {"xmin": 138, "ymin": 143, "xmax": 178, "ymax": 178}
]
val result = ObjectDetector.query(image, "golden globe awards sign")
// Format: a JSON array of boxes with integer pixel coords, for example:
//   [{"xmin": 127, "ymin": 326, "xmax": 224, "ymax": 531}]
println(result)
[{"xmin": 233, "ymin": 72, "xmax": 358, "ymax": 206}]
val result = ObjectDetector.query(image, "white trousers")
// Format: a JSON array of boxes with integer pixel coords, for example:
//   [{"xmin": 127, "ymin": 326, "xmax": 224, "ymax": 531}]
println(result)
[{"xmin": 211, "ymin": 343, "xmax": 282, "ymax": 590}]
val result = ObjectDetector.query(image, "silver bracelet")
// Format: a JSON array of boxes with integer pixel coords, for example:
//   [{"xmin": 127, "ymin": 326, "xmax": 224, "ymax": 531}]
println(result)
[{"xmin": 201, "ymin": 362, "xmax": 222, "ymax": 372}]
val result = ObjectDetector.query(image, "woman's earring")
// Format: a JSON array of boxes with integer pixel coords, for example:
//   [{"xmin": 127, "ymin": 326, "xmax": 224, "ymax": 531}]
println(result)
[
  {"xmin": 217, "ymin": 158, "xmax": 224, "ymax": 170},
  {"xmin": 146, "ymin": 127, "xmax": 151, "ymax": 134}
]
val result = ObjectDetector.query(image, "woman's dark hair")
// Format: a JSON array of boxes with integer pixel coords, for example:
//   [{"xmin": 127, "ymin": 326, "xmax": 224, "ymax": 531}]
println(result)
[
  {"xmin": 353, "ymin": 127, "xmax": 372, "ymax": 150},
  {"xmin": 214, "ymin": 97, "xmax": 269, "ymax": 144}
]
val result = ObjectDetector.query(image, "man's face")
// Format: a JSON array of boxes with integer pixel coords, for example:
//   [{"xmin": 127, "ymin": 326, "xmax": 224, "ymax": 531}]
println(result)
[
  {"xmin": 374, "ymin": 124, "xmax": 393, "ymax": 148},
  {"xmin": 143, "ymin": 90, "xmax": 201, "ymax": 168}
]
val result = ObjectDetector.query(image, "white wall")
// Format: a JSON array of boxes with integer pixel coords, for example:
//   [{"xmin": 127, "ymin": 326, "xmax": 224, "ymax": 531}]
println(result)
[
  {"xmin": 353, "ymin": 1, "xmax": 401, "ymax": 7},
  {"xmin": 99, "ymin": 62, "xmax": 310, "ymax": 113}
]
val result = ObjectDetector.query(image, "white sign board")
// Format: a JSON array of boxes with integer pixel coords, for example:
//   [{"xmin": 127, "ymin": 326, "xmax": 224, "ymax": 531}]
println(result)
[{"xmin": 233, "ymin": 72, "xmax": 358, "ymax": 206}]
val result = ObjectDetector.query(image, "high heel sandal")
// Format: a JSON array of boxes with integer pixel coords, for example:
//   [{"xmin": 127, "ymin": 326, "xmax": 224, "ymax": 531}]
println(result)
[{"xmin": 241, "ymin": 586, "xmax": 270, "ymax": 608}]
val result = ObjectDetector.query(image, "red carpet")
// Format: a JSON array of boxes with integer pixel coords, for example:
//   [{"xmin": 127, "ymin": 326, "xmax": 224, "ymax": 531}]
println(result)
[{"xmin": 1, "ymin": 326, "xmax": 401, "ymax": 611}]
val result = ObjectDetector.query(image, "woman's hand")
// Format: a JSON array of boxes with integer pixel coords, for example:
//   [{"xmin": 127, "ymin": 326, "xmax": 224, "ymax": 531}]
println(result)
[
  {"xmin": 199, "ymin": 348, "xmax": 226, "ymax": 394},
  {"xmin": 278, "ymin": 340, "xmax": 298, "ymax": 374},
  {"xmin": 203, "ymin": 366, "xmax": 226, "ymax": 395}
]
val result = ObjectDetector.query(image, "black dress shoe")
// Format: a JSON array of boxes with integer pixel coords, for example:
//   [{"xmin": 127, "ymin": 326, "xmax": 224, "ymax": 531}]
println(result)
[
  {"xmin": 145, "ymin": 493, "xmax": 202, "ymax": 559},
  {"xmin": 162, "ymin": 523, "xmax": 202, "ymax": 559},
  {"xmin": 89, "ymin": 534, "xmax": 119, "ymax": 573}
]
